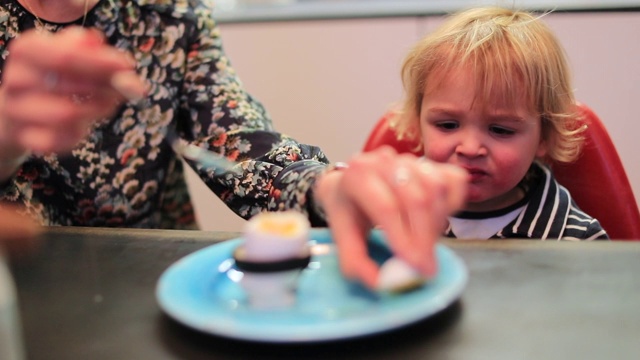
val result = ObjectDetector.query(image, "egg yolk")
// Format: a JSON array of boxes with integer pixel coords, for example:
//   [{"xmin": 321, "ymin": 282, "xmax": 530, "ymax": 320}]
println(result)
[{"xmin": 257, "ymin": 219, "xmax": 298, "ymax": 236}]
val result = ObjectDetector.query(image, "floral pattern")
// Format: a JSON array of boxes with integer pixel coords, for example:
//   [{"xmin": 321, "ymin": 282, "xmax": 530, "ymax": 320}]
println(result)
[{"xmin": 0, "ymin": 0, "xmax": 330, "ymax": 229}]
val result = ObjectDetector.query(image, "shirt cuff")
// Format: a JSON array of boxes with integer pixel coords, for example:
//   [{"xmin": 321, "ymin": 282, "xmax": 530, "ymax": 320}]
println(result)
[{"xmin": 267, "ymin": 160, "xmax": 330, "ymax": 226}]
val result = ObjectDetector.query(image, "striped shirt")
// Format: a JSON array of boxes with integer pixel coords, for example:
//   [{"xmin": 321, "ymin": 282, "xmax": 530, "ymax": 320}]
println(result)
[{"xmin": 445, "ymin": 162, "xmax": 609, "ymax": 241}]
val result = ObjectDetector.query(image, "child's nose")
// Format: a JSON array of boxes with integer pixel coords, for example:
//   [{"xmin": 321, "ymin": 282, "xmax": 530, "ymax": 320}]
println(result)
[{"xmin": 455, "ymin": 130, "xmax": 488, "ymax": 157}]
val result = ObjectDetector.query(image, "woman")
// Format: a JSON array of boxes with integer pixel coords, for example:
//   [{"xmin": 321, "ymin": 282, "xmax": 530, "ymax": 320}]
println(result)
[{"xmin": 0, "ymin": 0, "xmax": 466, "ymax": 287}]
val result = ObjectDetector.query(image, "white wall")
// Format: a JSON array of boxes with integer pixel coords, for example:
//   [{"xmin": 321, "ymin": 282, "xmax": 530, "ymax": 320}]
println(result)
[{"xmin": 188, "ymin": 12, "xmax": 640, "ymax": 231}]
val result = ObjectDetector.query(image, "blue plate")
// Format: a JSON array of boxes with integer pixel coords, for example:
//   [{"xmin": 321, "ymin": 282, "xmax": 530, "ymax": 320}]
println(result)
[{"xmin": 156, "ymin": 229, "xmax": 467, "ymax": 343}]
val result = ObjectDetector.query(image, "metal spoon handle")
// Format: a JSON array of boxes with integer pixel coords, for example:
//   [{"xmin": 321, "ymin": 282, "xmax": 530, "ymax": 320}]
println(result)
[{"xmin": 165, "ymin": 130, "xmax": 241, "ymax": 174}]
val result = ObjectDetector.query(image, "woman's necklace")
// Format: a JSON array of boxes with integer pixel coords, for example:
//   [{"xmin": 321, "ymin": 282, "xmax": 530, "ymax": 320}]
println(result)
[{"xmin": 22, "ymin": 0, "xmax": 91, "ymax": 30}]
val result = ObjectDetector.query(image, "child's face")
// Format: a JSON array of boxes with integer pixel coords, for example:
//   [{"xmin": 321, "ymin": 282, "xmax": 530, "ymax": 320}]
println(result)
[{"xmin": 419, "ymin": 66, "xmax": 547, "ymax": 212}]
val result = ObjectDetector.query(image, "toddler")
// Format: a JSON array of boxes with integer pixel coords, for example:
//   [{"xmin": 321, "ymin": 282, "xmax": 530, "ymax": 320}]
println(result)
[{"xmin": 391, "ymin": 7, "xmax": 608, "ymax": 240}]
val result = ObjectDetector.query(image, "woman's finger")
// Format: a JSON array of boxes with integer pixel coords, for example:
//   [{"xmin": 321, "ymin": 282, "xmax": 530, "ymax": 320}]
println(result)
[
  {"xmin": 10, "ymin": 28, "xmax": 133, "ymax": 81},
  {"xmin": 388, "ymin": 167, "xmax": 441, "ymax": 275}
]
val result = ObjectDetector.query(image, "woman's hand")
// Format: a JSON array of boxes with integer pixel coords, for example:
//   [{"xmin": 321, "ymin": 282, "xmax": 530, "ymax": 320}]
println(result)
[
  {"xmin": 314, "ymin": 146, "xmax": 468, "ymax": 289},
  {"xmin": 0, "ymin": 27, "xmax": 145, "ymax": 157}
]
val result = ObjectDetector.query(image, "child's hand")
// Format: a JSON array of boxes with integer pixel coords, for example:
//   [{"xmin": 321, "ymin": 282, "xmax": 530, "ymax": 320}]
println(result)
[{"xmin": 314, "ymin": 146, "xmax": 468, "ymax": 289}]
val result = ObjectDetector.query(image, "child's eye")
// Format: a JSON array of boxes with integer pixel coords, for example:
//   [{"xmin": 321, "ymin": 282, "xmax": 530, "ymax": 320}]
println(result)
[
  {"xmin": 490, "ymin": 125, "xmax": 515, "ymax": 136},
  {"xmin": 435, "ymin": 121, "xmax": 459, "ymax": 131}
]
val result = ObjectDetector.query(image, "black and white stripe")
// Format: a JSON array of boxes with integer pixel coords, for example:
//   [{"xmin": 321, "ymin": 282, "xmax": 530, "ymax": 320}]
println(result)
[{"xmin": 447, "ymin": 163, "xmax": 609, "ymax": 241}]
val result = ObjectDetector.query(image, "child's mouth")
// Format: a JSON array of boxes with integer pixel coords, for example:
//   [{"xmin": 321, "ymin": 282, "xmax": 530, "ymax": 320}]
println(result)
[{"xmin": 465, "ymin": 168, "xmax": 487, "ymax": 182}]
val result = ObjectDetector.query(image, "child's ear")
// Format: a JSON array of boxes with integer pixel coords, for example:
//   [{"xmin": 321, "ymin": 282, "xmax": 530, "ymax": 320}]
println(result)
[{"xmin": 536, "ymin": 139, "xmax": 548, "ymax": 158}]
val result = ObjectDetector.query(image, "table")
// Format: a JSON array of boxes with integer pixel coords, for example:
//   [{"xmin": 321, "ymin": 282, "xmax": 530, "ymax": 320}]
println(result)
[{"xmin": 9, "ymin": 227, "xmax": 640, "ymax": 359}]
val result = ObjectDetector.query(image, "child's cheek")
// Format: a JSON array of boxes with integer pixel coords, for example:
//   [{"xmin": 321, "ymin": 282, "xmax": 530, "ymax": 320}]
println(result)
[{"xmin": 422, "ymin": 143, "xmax": 450, "ymax": 163}]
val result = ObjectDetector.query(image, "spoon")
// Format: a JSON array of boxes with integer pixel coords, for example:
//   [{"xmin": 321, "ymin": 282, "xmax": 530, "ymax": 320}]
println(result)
[{"xmin": 164, "ymin": 130, "xmax": 241, "ymax": 174}]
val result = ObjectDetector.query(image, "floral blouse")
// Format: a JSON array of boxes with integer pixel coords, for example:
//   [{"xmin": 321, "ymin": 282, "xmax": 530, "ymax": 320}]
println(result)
[{"xmin": 0, "ymin": 0, "xmax": 330, "ymax": 229}]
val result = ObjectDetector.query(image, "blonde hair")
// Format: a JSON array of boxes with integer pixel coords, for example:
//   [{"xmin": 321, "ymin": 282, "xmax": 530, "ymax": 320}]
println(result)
[{"xmin": 394, "ymin": 7, "xmax": 584, "ymax": 163}]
